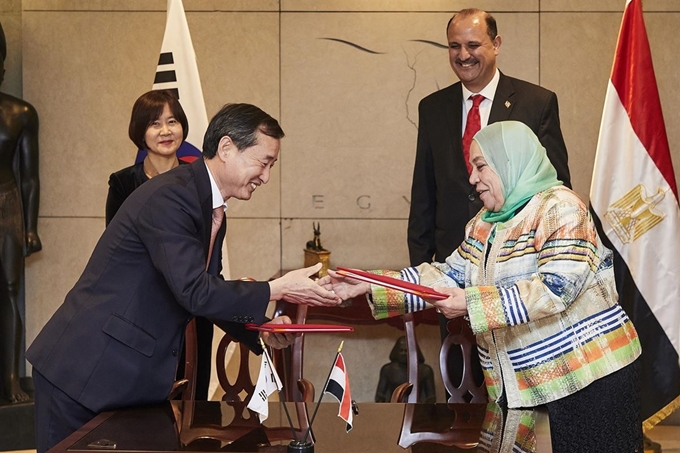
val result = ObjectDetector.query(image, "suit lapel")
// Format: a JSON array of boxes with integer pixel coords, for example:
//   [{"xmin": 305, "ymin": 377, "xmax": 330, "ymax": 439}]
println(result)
[
  {"xmin": 489, "ymin": 72, "xmax": 515, "ymax": 123},
  {"xmin": 446, "ymin": 83, "xmax": 464, "ymax": 155},
  {"xmin": 190, "ymin": 158, "xmax": 214, "ymax": 258}
]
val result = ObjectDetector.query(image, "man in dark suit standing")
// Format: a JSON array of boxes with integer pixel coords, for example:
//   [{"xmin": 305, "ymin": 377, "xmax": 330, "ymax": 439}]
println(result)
[
  {"xmin": 27, "ymin": 103, "xmax": 341, "ymax": 453},
  {"xmin": 408, "ymin": 8, "xmax": 570, "ymax": 268},
  {"xmin": 407, "ymin": 9, "xmax": 571, "ymax": 389}
]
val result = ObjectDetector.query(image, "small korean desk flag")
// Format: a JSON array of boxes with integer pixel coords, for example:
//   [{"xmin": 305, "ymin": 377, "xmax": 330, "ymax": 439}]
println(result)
[
  {"xmin": 247, "ymin": 348, "xmax": 283, "ymax": 423},
  {"xmin": 324, "ymin": 353, "xmax": 353, "ymax": 432}
]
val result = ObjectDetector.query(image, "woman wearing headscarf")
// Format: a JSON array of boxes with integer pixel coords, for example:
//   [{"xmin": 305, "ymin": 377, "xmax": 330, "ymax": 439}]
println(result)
[{"xmin": 321, "ymin": 121, "xmax": 643, "ymax": 452}]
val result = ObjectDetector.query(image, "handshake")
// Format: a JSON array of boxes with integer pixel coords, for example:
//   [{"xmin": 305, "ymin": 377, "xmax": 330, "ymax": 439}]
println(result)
[
  {"xmin": 261, "ymin": 264, "xmax": 369, "ymax": 349},
  {"xmin": 268, "ymin": 263, "xmax": 371, "ymax": 307}
]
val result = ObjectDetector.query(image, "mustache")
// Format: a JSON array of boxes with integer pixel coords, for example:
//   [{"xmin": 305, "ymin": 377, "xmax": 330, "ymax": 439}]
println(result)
[{"xmin": 456, "ymin": 57, "xmax": 477, "ymax": 65}]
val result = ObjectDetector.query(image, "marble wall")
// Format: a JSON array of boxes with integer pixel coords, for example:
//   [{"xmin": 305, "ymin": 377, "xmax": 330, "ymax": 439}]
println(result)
[{"xmin": 3, "ymin": 0, "xmax": 679, "ymax": 402}]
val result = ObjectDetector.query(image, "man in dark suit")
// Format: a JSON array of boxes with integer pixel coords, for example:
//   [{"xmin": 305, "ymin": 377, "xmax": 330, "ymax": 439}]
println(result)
[
  {"xmin": 27, "ymin": 103, "xmax": 341, "ymax": 453},
  {"xmin": 407, "ymin": 9, "xmax": 571, "ymax": 390},
  {"xmin": 408, "ymin": 8, "xmax": 571, "ymax": 267}
]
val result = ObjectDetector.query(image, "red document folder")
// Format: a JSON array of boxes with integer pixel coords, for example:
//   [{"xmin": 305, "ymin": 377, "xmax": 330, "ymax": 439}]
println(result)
[
  {"xmin": 246, "ymin": 324, "xmax": 354, "ymax": 333},
  {"xmin": 335, "ymin": 267, "xmax": 448, "ymax": 300}
]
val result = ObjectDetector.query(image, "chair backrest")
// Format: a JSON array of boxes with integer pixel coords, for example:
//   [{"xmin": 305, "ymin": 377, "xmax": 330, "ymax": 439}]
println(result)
[
  {"xmin": 271, "ymin": 304, "xmax": 313, "ymax": 403},
  {"xmin": 396, "ymin": 315, "xmax": 488, "ymax": 449},
  {"xmin": 168, "ymin": 319, "xmax": 198, "ymax": 401},
  {"xmin": 393, "ymin": 315, "xmax": 487, "ymax": 404},
  {"xmin": 389, "ymin": 313, "xmax": 420, "ymax": 403},
  {"xmin": 169, "ymin": 271, "xmax": 313, "ymax": 446},
  {"xmin": 174, "ymin": 325, "xmax": 312, "ymax": 446},
  {"xmin": 440, "ymin": 317, "xmax": 487, "ymax": 404}
]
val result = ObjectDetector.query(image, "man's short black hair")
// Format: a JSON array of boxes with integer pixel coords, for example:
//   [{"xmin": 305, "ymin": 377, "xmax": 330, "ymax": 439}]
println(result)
[{"xmin": 202, "ymin": 103, "xmax": 284, "ymax": 158}]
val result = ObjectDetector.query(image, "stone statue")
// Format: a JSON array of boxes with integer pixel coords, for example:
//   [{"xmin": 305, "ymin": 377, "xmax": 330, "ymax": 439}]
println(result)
[
  {"xmin": 303, "ymin": 222, "xmax": 330, "ymax": 277},
  {"xmin": 0, "ymin": 21, "xmax": 42, "ymax": 403},
  {"xmin": 375, "ymin": 336, "xmax": 436, "ymax": 403},
  {"xmin": 305, "ymin": 222, "xmax": 325, "ymax": 251}
]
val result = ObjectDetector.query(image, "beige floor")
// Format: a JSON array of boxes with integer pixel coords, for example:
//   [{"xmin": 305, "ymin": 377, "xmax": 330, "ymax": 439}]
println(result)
[{"xmin": 6, "ymin": 424, "xmax": 680, "ymax": 453}]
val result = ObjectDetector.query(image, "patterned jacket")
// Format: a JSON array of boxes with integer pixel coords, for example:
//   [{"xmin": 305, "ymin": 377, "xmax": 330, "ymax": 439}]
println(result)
[{"xmin": 369, "ymin": 186, "xmax": 641, "ymax": 408}]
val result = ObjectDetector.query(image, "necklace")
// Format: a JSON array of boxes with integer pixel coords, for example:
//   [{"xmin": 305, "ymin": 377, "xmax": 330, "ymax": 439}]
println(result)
[{"xmin": 143, "ymin": 156, "xmax": 178, "ymax": 179}]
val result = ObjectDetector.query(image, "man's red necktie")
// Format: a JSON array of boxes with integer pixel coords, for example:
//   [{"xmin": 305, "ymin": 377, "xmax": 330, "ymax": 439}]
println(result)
[
  {"xmin": 462, "ymin": 94, "xmax": 485, "ymax": 175},
  {"xmin": 206, "ymin": 207, "xmax": 225, "ymax": 269}
]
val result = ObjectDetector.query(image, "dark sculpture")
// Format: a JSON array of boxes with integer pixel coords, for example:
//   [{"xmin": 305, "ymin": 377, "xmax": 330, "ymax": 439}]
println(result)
[
  {"xmin": 375, "ymin": 336, "xmax": 436, "ymax": 403},
  {"xmin": 305, "ymin": 222, "xmax": 325, "ymax": 251},
  {"xmin": 0, "ymin": 21, "xmax": 42, "ymax": 403}
]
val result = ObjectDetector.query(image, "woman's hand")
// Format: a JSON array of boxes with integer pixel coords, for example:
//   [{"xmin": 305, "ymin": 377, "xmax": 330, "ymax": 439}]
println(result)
[
  {"xmin": 430, "ymin": 286, "xmax": 468, "ymax": 319},
  {"xmin": 268, "ymin": 263, "xmax": 342, "ymax": 306},
  {"xmin": 317, "ymin": 269, "xmax": 371, "ymax": 300},
  {"xmin": 260, "ymin": 316, "xmax": 297, "ymax": 349}
]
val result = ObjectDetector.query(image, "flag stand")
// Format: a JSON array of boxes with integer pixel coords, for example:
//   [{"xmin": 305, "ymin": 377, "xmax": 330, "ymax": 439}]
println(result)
[
  {"xmin": 253, "ymin": 339, "xmax": 314, "ymax": 452},
  {"xmin": 304, "ymin": 342, "xmax": 343, "ymax": 441},
  {"xmin": 292, "ymin": 341, "xmax": 354, "ymax": 452},
  {"xmin": 287, "ymin": 440, "xmax": 314, "ymax": 453}
]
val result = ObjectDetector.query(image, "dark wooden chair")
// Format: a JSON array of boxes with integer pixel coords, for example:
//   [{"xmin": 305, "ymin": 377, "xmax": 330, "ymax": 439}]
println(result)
[
  {"xmin": 171, "ymin": 275, "xmax": 313, "ymax": 447},
  {"xmin": 176, "ymin": 331, "xmax": 312, "ymax": 447},
  {"xmin": 397, "ymin": 402, "xmax": 487, "ymax": 449},
  {"xmin": 440, "ymin": 317, "xmax": 487, "ymax": 404},
  {"xmin": 395, "ymin": 315, "xmax": 488, "ymax": 449},
  {"xmin": 168, "ymin": 318, "xmax": 198, "ymax": 401},
  {"xmin": 389, "ymin": 312, "xmax": 421, "ymax": 403},
  {"xmin": 392, "ymin": 315, "xmax": 486, "ymax": 404}
]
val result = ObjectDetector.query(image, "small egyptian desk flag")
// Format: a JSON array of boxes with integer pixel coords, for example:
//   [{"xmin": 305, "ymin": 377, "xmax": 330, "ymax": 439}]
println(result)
[{"xmin": 323, "ymin": 352, "xmax": 353, "ymax": 432}]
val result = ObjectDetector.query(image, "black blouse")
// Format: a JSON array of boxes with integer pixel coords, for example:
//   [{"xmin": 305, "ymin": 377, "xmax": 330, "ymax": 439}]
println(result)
[
  {"xmin": 105, "ymin": 161, "xmax": 187, "ymax": 225},
  {"xmin": 105, "ymin": 163, "xmax": 148, "ymax": 226}
]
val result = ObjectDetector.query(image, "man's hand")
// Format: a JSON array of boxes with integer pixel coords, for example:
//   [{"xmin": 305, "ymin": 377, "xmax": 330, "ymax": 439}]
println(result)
[
  {"xmin": 268, "ymin": 263, "xmax": 342, "ymax": 306},
  {"xmin": 260, "ymin": 316, "xmax": 297, "ymax": 349},
  {"xmin": 317, "ymin": 269, "xmax": 371, "ymax": 300}
]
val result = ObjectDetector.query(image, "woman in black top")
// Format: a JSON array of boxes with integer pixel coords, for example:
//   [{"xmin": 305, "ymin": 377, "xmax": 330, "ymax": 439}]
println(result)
[{"xmin": 105, "ymin": 90, "xmax": 189, "ymax": 225}]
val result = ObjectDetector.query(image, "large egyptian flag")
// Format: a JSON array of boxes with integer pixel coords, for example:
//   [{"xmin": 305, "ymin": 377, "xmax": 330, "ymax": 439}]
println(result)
[
  {"xmin": 590, "ymin": 0, "xmax": 680, "ymax": 430},
  {"xmin": 135, "ymin": 0, "xmax": 207, "ymax": 164}
]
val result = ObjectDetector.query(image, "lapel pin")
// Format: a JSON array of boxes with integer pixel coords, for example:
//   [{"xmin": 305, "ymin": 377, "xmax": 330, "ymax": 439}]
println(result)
[{"xmin": 505, "ymin": 100, "xmax": 511, "ymax": 109}]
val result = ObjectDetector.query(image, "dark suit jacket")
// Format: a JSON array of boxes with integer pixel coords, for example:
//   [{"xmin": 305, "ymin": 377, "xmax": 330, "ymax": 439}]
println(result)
[
  {"xmin": 27, "ymin": 158, "xmax": 270, "ymax": 412},
  {"xmin": 407, "ymin": 72, "xmax": 571, "ymax": 266},
  {"xmin": 104, "ymin": 158, "xmax": 214, "ymax": 400}
]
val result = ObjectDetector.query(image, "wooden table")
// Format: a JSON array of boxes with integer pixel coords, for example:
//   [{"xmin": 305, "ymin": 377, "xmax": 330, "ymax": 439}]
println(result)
[{"xmin": 48, "ymin": 401, "xmax": 552, "ymax": 453}]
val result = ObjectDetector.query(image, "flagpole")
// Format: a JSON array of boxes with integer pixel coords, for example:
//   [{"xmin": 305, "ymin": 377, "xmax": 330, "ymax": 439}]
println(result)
[
  {"xmin": 259, "ymin": 338, "xmax": 299, "ymax": 442},
  {"xmin": 303, "ymin": 341, "xmax": 344, "ymax": 443}
]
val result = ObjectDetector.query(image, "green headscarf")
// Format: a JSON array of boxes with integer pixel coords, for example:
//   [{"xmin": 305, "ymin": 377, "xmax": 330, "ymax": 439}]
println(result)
[{"xmin": 473, "ymin": 121, "xmax": 562, "ymax": 223}]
